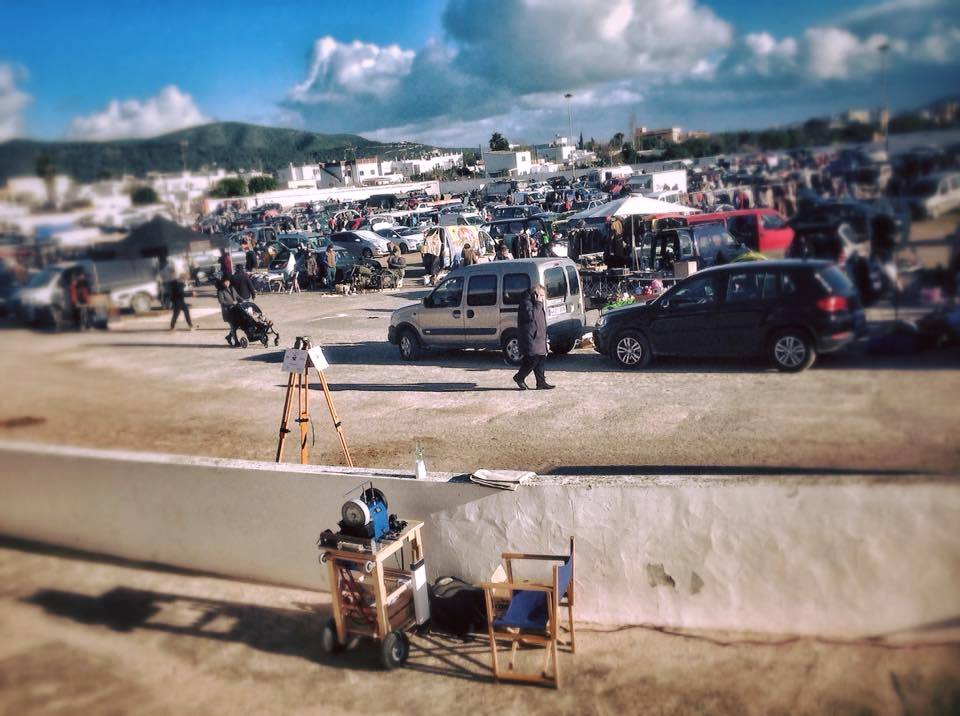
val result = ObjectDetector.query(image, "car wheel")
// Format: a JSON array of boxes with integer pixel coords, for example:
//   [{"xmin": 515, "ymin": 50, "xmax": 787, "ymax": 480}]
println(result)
[
  {"xmin": 769, "ymin": 329, "xmax": 816, "ymax": 372},
  {"xmin": 131, "ymin": 292, "xmax": 152, "ymax": 316},
  {"xmin": 550, "ymin": 337, "xmax": 576, "ymax": 355},
  {"xmin": 399, "ymin": 242, "xmax": 409, "ymax": 254},
  {"xmin": 398, "ymin": 328, "xmax": 420, "ymax": 361},
  {"xmin": 362, "ymin": 248, "xmax": 373, "ymax": 259},
  {"xmin": 501, "ymin": 331, "xmax": 523, "ymax": 366},
  {"xmin": 612, "ymin": 330, "xmax": 651, "ymax": 369}
]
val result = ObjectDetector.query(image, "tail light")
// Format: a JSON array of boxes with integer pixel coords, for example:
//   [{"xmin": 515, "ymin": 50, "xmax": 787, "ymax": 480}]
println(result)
[{"xmin": 817, "ymin": 295, "xmax": 848, "ymax": 312}]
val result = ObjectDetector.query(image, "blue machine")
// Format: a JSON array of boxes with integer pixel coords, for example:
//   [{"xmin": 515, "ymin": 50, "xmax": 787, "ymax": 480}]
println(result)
[{"xmin": 338, "ymin": 486, "xmax": 392, "ymax": 540}]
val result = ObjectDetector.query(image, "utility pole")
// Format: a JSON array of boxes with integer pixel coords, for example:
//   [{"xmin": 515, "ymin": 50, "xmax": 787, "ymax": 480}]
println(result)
[
  {"xmin": 564, "ymin": 93, "xmax": 574, "ymax": 178},
  {"xmin": 879, "ymin": 42, "xmax": 891, "ymax": 157}
]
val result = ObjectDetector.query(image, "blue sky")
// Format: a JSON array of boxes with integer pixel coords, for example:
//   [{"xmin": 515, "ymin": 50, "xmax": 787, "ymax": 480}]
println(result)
[{"xmin": 1, "ymin": 0, "xmax": 958, "ymax": 146}]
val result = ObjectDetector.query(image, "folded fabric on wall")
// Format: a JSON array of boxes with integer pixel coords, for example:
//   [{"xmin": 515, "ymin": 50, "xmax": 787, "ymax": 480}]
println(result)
[{"xmin": 470, "ymin": 469, "xmax": 536, "ymax": 491}]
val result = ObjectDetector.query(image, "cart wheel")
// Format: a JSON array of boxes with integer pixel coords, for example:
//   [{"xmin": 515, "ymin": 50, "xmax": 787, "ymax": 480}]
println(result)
[
  {"xmin": 321, "ymin": 617, "xmax": 345, "ymax": 655},
  {"xmin": 318, "ymin": 552, "xmax": 328, "ymax": 565},
  {"xmin": 364, "ymin": 561, "xmax": 375, "ymax": 574},
  {"xmin": 274, "ymin": 337, "xmax": 280, "ymax": 346},
  {"xmin": 238, "ymin": 336, "xmax": 249, "ymax": 348},
  {"xmin": 262, "ymin": 337, "xmax": 269, "ymax": 347},
  {"xmin": 380, "ymin": 630, "xmax": 409, "ymax": 669}
]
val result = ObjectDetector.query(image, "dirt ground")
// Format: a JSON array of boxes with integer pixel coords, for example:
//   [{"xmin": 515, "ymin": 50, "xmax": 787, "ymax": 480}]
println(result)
[
  {"xmin": 1, "ymin": 218, "xmax": 959, "ymax": 475},
  {"xmin": 0, "ymin": 540, "xmax": 957, "ymax": 716}
]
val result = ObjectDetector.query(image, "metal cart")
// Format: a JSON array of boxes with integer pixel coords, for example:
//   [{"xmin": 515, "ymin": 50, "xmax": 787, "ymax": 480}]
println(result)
[{"xmin": 319, "ymin": 520, "xmax": 427, "ymax": 669}]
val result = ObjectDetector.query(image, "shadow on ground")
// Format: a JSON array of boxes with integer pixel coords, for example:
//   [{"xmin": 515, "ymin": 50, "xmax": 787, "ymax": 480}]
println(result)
[{"xmin": 23, "ymin": 586, "xmax": 491, "ymax": 682}]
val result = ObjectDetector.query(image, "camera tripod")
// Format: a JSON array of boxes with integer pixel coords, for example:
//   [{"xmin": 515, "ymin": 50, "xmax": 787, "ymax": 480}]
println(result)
[{"xmin": 276, "ymin": 335, "xmax": 354, "ymax": 467}]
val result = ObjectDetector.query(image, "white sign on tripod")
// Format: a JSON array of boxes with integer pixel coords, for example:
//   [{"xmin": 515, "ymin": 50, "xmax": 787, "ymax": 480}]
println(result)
[
  {"xmin": 281, "ymin": 349, "xmax": 308, "ymax": 373},
  {"xmin": 307, "ymin": 345, "xmax": 329, "ymax": 371}
]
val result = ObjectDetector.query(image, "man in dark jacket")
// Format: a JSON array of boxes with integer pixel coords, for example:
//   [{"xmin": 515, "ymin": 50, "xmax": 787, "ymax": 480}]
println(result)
[
  {"xmin": 217, "ymin": 277, "xmax": 240, "ymax": 346},
  {"xmin": 513, "ymin": 284, "xmax": 554, "ymax": 390},
  {"xmin": 232, "ymin": 267, "xmax": 257, "ymax": 301},
  {"xmin": 169, "ymin": 274, "xmax": 194, "ymax": 330}
]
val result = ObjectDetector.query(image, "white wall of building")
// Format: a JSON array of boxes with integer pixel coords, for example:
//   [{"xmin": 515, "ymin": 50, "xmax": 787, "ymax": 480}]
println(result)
[
  {"xmin": 5, "ymin": 175, "xmax": 73, "ymax": 205},
  {"xmin": 1, "ymin": 440, "xmax": 957, "ymax": 636},
  {"xmin": 482, "ymin": 151, "xmax": 532, "ymax": 177}
]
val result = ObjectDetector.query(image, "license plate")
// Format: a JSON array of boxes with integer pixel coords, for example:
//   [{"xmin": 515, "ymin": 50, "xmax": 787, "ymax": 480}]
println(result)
[{"xmin": 548, "ymin": 305, "xmax": 567, "ymax": 317}]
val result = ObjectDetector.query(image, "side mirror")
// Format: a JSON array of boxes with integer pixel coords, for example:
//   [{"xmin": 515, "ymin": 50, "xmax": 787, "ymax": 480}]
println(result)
[{"xmin": 422, "ymin": 296, "xmax": 431, "ymax": 308}]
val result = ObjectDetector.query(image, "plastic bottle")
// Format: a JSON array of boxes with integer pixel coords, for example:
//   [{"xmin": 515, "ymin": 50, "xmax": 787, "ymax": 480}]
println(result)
[{"xmin": 414, "ymin": 443, "xmax": 427, "ymax": 480}]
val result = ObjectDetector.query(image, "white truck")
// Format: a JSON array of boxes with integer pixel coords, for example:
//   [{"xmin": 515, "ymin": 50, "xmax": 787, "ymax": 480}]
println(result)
[
  {"xmin": 625, "ymin": 169, "xmax": 688, "ymax": 196},
  {"xmin": 13, "ymin": 258, "xmax": 160, "ymax": 327}
]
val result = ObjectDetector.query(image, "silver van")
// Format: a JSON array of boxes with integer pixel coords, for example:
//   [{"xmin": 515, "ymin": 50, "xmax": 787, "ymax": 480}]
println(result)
[{"xmin": 388, "ymin": 258, "xmax": 586, "ymax": 364}]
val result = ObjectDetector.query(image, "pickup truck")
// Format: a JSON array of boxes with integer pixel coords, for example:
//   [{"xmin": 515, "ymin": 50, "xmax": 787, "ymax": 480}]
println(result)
[{"xmin": 13, "ymin": 258, "xmax": 160, "ymax": 326}]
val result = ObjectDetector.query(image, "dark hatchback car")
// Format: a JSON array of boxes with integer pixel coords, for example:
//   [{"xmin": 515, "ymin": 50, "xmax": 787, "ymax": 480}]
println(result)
[{"xmin": 594, "ymin": 260, "xmax": 867, "ymax": 372}]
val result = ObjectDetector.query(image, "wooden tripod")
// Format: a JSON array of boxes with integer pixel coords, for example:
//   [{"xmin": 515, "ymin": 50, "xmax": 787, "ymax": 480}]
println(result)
[{"xmin": 276, "ymin": 336, "xmax": 354, "ymax": 466}]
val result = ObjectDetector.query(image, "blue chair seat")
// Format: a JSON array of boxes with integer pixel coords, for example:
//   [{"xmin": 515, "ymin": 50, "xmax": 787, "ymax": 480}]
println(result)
[{"xmin": 493, "ymin": 589, "xmax": 548, "ymax": 630}]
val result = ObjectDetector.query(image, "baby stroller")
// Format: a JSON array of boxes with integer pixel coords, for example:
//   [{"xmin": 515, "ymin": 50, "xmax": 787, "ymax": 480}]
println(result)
[{"xmin": 230, "ymin": 301, "xmax": 280, "ymax": 348}]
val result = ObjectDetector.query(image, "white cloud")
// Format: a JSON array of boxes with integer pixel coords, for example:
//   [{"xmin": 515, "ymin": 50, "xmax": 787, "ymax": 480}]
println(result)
[
  {"xmin": 739, "ymin": 32, "xmax": 798, "ymax": 76},
  {"xmin": 68, "ymin": 85, "xmax": 210, "ymax": 141},
  {"xmin": 288, "ymin": 36, "xmax": 414, "ymax": 103},
  {"xmin": 804, "ymin": 27, "xmax": 903, "ymax": 80},
  {"xmin": 912, "ymin": 23, "xmax": 960, "ymax": 63},
  {"xmin": 0, "ymin": 64, "xmax": 32, "ymax": 142}
]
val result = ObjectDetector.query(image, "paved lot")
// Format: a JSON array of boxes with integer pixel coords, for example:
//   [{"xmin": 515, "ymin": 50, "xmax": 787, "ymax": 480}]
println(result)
[
  {"xmin": 1, "ymin": 540, "xmax": 957, "ymax": 716},
  {"xmin": 1, "ymin": 251, "xmax": 959, "ymax": 475}
]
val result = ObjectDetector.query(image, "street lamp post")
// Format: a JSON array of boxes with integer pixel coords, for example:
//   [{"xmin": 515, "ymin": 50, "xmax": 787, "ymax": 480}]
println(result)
[
  {"xmin": 564, "ymin": 92, "xmax": 574, "ymax": 178},
  {"xmin": 879, "ymin": 42, "xmax": 891, "ymax": 157}
]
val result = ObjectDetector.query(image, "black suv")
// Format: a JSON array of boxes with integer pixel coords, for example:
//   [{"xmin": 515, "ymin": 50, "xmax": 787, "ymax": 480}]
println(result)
[{"xmin": 594, "ymin": 260, "xmax": 867, "ymax": 372}]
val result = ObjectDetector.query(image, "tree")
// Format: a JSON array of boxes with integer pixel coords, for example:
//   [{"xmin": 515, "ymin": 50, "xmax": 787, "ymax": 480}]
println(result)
[
  {"xmin": 247, "ymin": 175, "xmax": 279, "ymax": 194},
  {"xmin": 610, "ymin": 132, "xmax": 624, "ymax": 150},
  {"xmin": 577, "ymin": 131, "xmax": 584, "ymax": 150},
  {"xmin": 34, "ymin": 154, "xmax": 57, "ymax": 207},
  {"xmin": 130, "ymin": 186, "xmax": 159, "ymax": 205},
  {"xmin": 209, "ymin": 177, "xmax": 248, "ymax": 198},
  {"xmin": 488, "ymin": 133, "xmax": 509, "ymax": 151}
]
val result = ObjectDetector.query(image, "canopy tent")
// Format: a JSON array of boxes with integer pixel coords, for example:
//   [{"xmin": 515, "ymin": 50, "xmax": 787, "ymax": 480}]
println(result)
[
  {"xmin": 91, "ymin": 217, "xmax": 227, "ymax": 261},
  {"xmin": 567, "ymin": 195, "xmax": 698, "ymax": 222}
]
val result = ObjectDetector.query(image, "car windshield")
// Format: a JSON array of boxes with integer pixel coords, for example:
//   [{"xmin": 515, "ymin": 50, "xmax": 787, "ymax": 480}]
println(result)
[{"xmin": 26, "ymin": 268, "xmax": 60, "ymax": 288}]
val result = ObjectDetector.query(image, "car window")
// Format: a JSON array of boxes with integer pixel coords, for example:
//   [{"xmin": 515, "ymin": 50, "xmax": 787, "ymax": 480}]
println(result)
[
  {"xmin": 430, "ymin": 277, "xmax": 464, "ymax": 308},
  {"xmin": 502, "ymin": 273, "xmax": 530, "ymax": 305},
  {"xmin": 467, "ymin": 275, "xmax": 497, "ymax": 306},
  {"xmin": 761, "ymin": 213, "xmax": 786, "ymax": 230},
  {"xmin": 760, "ymin": 272, "xmax": 778, "ymax": 299},
  {"xmin": 543, "ymin": 267, "xmax": 567, "ymax": 299},
  {"xmin": 724, "ymin": 272, "xmax": 762, "ymax": 303},
  {"xmin": 669, "ymin": 275, "xmax": 717, "ymax": 307},
  {"xmin": 564, "ymin": 265, "xmax": 580, "ymax": 296},
  {"xmin": 782, "ymin": 272, "xmax": 798, "ymax": 296}
]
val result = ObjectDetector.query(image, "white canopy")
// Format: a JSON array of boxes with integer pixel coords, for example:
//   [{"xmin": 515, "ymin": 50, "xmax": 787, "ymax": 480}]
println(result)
[{"xmin": 567, "ymin": 194, "xmax": 698, "ymax": 221}]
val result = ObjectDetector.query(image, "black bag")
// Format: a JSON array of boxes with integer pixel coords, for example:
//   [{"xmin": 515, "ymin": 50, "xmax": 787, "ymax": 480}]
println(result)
[{"xmin": 428, "ymin": 576, "xmax": 487, "ymax": 636}]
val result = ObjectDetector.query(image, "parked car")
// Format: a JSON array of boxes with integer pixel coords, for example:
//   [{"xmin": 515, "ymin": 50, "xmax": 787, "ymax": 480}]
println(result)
[
  {"xmin": 638, "ymin": 223, "xmax": 747, "ymax": 273},
  {"xmin": 686, "ymin": 209, "xmax": 794, "ymax": 257},
  {"xmin": 594, "ymin": 260, "xmax": 867, "ymax": 372},
  {"xmin": 388, "ymin": 258, "xmax": 586, "ymax": 365},
  {"xmin": 330, "ymin": 230, "xmax": 392, "ymax": 259},
  {"xmin": 374, "ymin": 227, "xmax": 422, "ymax": 253},
  {"xmin": 905, "ymin": 172, "xmax": 960, "ymax": 219}
]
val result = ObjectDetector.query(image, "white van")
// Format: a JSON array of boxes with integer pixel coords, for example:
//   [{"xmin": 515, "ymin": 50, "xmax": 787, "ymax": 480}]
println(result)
[
  {"xmin": 908, "ymin": 172, "xmax": 960, "ymax": 219},
  {"xmin": 388, "ymin": 258, "xmax": 586, "ymax": 364}
]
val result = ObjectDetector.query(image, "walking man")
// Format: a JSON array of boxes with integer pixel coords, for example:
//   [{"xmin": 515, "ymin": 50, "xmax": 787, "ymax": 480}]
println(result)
[
  {"xmin": 325, "ymin": 243, "xmax": 337, "ymax": 291},
  {"xmin": 169, "ymin": 274, "xmax": 194, "ymax": 330},
  {"xmin": 513, "ymin": 284, "xmax": 554, "ymax": 390}
]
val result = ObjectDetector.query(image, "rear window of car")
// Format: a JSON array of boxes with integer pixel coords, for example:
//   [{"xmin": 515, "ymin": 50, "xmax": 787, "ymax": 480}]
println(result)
[
  {"xmin": 816, "ymin": 265, "xmax": 854, "ymax": 295},
  {"xmin": 502, "ymin": 273, "xmax": 530, "ymax": 305},
  {"xmin": 467, "ymin": 275, "xmax": 497, "ymax": 306},
  {"xmin": 543, "ymin": 267, "xmax": 567, "ymax": 299},
  {"xmin": 564, "ymin": 266, "xmax": 580, "ymax": 296},
  {"xmin": 761, "ymin": 213, "xmax": 786, "ymax": 229}
]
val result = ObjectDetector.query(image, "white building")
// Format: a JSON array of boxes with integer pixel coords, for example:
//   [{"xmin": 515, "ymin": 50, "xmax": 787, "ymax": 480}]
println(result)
[
  {"xmin": 542, "ymin": 137, "xmax": 576, "ymax": 164},
  {"xmin": 277, "ymin": 163, "xmax": 323, "ymax": 189},
  {"xmin": 4, "ymin": 175, "xmax": 73, "ymax": 206},
  {"xmin": 394, "ymin": 151, "xmax": 464, "ymax": 178},
  {"xmin": 481, "ymin": 150, "xmax": 532, "ymax": 177}
]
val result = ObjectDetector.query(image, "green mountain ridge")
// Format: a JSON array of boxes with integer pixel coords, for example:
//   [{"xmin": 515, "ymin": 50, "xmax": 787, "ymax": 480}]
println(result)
[{"xmin": 0, "ymin": 122, "xmax": 439, "ymax": 185}]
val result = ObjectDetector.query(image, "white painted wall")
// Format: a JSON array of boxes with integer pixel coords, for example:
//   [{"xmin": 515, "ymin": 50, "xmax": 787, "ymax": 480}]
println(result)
[{"xmin": 1, "ymin": 440, "xmax": 957, "ymax": 636}]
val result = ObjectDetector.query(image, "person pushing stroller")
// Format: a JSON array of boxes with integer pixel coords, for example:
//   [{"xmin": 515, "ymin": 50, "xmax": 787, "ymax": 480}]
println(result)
[{"xmin": 217, "ymin": 276, "xmax": 241, "ymax": 346}]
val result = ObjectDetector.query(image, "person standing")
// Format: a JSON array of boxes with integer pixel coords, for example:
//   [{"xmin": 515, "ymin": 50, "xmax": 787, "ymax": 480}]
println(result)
[
  {"xmin": 217, "ymin": 276, "xmax": 240, "ymax": 345},
  {"xmin": 387, "ymin": 245, "xmax": 407, "ymax": 287},
  {"xmin": 512, "ymin": 284, "xmax": 554, "ymax": 390},
  {"xmin": 232, "ymin": 267, "xmax": 256, "ymax": 302},
  {"xmin": 218, "ymin": 248, "xmax": 234, "ymax": 278},
  {"xmin": 306, "ymin": 251, "xmax": 319, "ymax": 290},
  {"xmin": 461, "ymin": 242, "xmax": 477, "ymax": 266},
  {"xmin": 286, "ymin": 250, "xmax": 301, "ymax": 294},
  {"xmin": 169, "ymin": 274, "xmax": 194, "ymax": 330},
  {"xmin": 325, "ymin": 244, "xmax": 338, "ymax": 291}
]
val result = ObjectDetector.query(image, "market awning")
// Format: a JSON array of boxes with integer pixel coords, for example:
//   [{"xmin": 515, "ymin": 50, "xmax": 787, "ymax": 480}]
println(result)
[{"xmin": 566, "ymin": 195, "xmax": 699, "ymax": 223}]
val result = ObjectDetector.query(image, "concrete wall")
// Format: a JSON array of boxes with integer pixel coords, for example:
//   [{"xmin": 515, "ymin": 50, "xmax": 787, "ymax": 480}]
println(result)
[{"xmin": 1, "ymin": 440, "xmax": 957, "ymax": 636}]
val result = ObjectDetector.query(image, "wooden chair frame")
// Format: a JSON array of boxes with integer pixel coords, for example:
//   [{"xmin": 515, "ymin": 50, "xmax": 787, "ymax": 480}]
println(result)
[{"xmin": 481, "ymin": 537, "xmax": 575, "ymax": 688}]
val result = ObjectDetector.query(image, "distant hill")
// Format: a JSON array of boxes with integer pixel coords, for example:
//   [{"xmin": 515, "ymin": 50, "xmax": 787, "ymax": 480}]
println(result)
[{"xmin": 0, "ymin": 121, "xmax": 439, "ymax": 184}]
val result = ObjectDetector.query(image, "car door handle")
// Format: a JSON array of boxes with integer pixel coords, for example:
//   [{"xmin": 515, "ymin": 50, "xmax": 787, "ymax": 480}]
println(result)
[
  {"xmin": 452, "ymin": 310, "xmax": 461, "ymax": 318},
  {"xmin": 466, "ymin": 310, "xmax": 475, "ymax": 318}
]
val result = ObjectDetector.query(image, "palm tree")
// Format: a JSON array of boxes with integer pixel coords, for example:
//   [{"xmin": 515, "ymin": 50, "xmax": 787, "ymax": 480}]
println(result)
[{"xmin": 35, "ymin": 154, "xmax": 57, "ymax": 207}]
